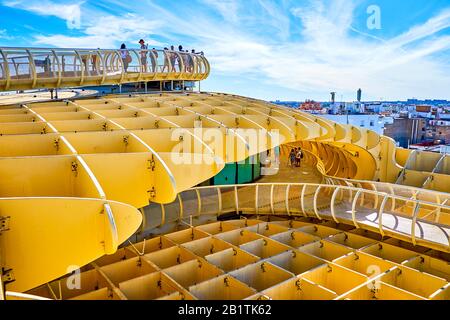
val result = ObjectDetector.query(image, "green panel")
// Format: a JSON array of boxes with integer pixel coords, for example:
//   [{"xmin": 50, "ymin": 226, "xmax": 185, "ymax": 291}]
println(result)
[
  {"xmin": 253, "ymin": 154, "xmax": 261, "ymax": 180},
  {"xmin": 237, "ymin": 160, "xmax": 253, "ymax": 184},
  {"xmin": 213, "ymin": 163, "xmax": 236, "ymax": 185}
]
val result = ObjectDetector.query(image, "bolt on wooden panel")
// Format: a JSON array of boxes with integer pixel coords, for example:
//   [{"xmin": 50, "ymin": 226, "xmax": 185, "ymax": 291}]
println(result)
[
  {"xmin": 119, "ymin": 272, "xmax": 180, "ymax": 300},
  {"xmin": 163, "ymin": 259, "xmax": 224, "ymax": 289},
  {"xmin": 261, "ymin": 278, "xmax": 338, "ymax": 300},
  {"xmin": 240, "ymin": 238, "xmax": 291, "ymax": 259},
  {"xmin": 246, "ymin": 223, "xmax": 290, "ymax": 237},
  {"xmin": 182, "ymin": 237, "xmax": 233, "ymax": 258},
  {"xmin": 342, "ymin": 282, "xmax": 426, "ymax": 300},
  {"xmin": 301, "ymin": 264, "xmax": 369, "ymax": 296},
  {"xmin": 143, "ymin": 246, "xmax": 197, "ymax": 270},
  {"xmin": 215, "ymin": 229, "xmax": 263, "ymax": 247},
  {"xmin": 381, "ymin": 266, "xmax": 447, "ymax": 299},
  {"xmin": 197, "ymin": 221, "xmax": 239, "ymax": 235},
  {"xmin": 299, "ymin": 240, "xmax": 353, "ymax": 262},
  {"xmin": 362, "ymin": 243, "xmax": 419, "ymax": 264},
  {"xmin": 270, "ymin": 230, "xmax": 320, "ymax": 248},
  {"xmin": 163, "ymin": 228, "xmax": 209, "ymax": 245},
  {"xmin": 189, "ymin": 275, "xmax": 257, "ymax": 300},
  {"xmin": 333, "ymin": 252, "xmax": 396, "ymax": 278},
  {"xmin": 230, "ymin": 262, "xmax": 294, "ymax": 292},
  {"xmin": 297, "ymin": 225, "xmax": 341, "ymax": 239},
  {"xmin": 268, "ymin": 250, "xmax": 326, "ymax": 276},
  {"xmin": 403, "ymin": 255, "xmax": 450, "ymax": 281},
  {"xmin": 205, "ymin": 248, "xmax": 260, "ymax": 273},
  {"xmin": 327, "ymin": 232, "xmax": 378, "ymax": 250},
  {"xmin": 100, "ymin": 257, "xmax": 157, "ymax": 287}
]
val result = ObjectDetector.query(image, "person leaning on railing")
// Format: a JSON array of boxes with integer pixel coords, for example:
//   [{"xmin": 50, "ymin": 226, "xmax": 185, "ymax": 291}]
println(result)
[
  {"xmin": 162, "ymin": 47, "xmax": 171, "ymax": 73},
  {"xmin": 151, "ymin": 48, "xmax": 158, "ymax": 73},
  {"xmin": 120, "ymin": 43, "xmax": 131, "ymax": 72},
  {"xmin": 170, "ymin": 45, "xmax": 177, "ymax": 72},
  {"xmin": 139, "ymin": 39, "xmax": 148, "ymax": 73}
]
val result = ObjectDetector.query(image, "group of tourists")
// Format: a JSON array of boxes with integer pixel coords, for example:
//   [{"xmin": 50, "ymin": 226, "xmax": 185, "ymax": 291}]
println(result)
[
  {"xmin": 119, "ymin": 40, "xmax": 203, "ymax": 74},
  {"xmin": 289, "ymin": 148, "xmax": 304, "ymax": 168}
]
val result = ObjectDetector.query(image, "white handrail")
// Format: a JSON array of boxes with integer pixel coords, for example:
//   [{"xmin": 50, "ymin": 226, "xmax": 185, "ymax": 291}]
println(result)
[{"xmin": 0, "ymin": 47, "xmax": 210, "ymax": 91}]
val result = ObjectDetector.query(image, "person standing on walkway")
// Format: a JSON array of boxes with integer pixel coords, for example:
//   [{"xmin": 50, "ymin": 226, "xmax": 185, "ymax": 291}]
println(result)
[
  {"xmin": 150, "ymin": 48, "xmax": 158, "ymax": 72},
  {"xmin": 170, "ymin": 45, "xmax": 177, "ymax": 72},
  {"xmin": 139, "ymin": 39, "xmax": 148, "ymax": 73},
  {"xmin": 289, "ymin": 149, "xmax": 296, "ymax": 167},
  {"xmin": 120, "ymin": 43, "xmax": 131, "ymax": 72},
  {"xmin": 296, "ymin": 148, "xmax": 303, "ymax": 167},
  {"xmin": 162, "ymin": 47, "xmax": 170, "ymax": 72}
]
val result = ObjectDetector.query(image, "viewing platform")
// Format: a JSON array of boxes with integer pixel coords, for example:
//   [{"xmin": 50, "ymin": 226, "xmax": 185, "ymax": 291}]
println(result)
[{"xmin": 0, "ymin": 47, "xmax": 210, "ymax": 92}]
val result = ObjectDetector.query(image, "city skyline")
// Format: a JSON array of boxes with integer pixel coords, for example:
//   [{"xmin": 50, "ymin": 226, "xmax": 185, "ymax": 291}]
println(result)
[{"xmin": 1, "ymin": 0, "xmax": 450, "ymax": 101}]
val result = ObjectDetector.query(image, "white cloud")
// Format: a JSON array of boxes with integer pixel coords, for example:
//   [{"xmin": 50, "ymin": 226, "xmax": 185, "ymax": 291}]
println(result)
[
  {"xmin": 201, "ymin": 0, "xmax": 240, "ymax": 23},
  {"xmin": 34, "ymin": 14, "xmax": 163, "ymax": 48},
  {"xmin": 0, "ymin": 29, "xmax": 14, "ymax": 40},
  {"xmin": 10, "ymin": 0, "xmax": 450, "ymax": 100},
  {"xmin": 3, "ymin": 0, "xmax": 83, "ymax": 29},
  {"xmin": 193, "ymin": 0, "xmax": 450, "ymax": 100}
]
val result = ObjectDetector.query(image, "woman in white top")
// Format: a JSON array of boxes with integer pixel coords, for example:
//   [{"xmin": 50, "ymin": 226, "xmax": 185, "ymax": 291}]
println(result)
[{"xmin": 120, "ymin": 43, "xmax": 131, "ymax": 72}]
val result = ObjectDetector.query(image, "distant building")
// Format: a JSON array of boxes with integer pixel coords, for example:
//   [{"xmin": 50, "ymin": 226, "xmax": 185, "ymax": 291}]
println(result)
[
  {"xmin": 320, "ymin": 114, "xmax": 392, "ymax": 135},
  {"xmin": 330, "ymin": 92, "xmax": 336, "ymax": 104},
  {"xmin": 384, "ymin": 117, "xmax": 428, "ymax": 148}
]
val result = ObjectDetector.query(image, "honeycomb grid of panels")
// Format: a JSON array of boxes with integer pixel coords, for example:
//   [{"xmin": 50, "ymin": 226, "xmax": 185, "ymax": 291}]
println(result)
[
  {"xmin": 25, "ymin": 219, "xmax": 450, "ymax": 301},
  {"xmin": 0, "ymin": 91, "xmax": 448, "ymax": 194},
  {"xmin": 0, "ymin": 93, "xmax": 331, "ymax": 208}
]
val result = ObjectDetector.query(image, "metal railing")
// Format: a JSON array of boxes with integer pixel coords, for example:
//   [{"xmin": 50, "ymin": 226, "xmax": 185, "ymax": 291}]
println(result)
[
  {"xmin": 139, "ymin": 181, "xmax": 450, "ymax": 252},
  {"xmin": 0, "ymin": 47, "xmax": 210, "ymax": 91},
  {"xmin": 292, "ymin": 146, "xmax": 450, "ymax": 210}
]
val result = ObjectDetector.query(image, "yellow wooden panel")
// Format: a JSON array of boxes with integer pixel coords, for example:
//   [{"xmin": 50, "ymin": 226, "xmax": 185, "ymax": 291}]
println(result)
[{"xmin": 0, "ymin": 198, "xmax": 141, "ymax": 292}]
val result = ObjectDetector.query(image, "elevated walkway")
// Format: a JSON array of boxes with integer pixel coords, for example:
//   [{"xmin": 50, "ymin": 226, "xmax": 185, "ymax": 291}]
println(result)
[{"xmin": 0, "ymin": 47, "xmax": 209, "ymax": 91}]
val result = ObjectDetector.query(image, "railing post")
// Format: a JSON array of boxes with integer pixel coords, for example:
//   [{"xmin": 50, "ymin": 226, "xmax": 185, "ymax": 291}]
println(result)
[
  {"xmin": 389, "ymin": 185, "xmax": 396, "ymax": 211},
  {"xmin": 270, "ymin": 184, "xmax": 275, "ymax": 215},
  {"xmin": 411, "ymin": 201, "xmax": 421, "ymax": 246},
  {"xmin": 285, "ymin": 184, "xmax": 291, "ymax": 216},
  {"xmin": 160, "ymin": 203, "xmax": 166, "ymax": 228},
  {"xmin": 371, "ymin": 184, "xmax": 379, "ymax": 209},
  {"xmin": 51, "ymin": 49, "xmax": 62, "ymax": 87},
  {"xmin": 135, "ymin": 49, "xmax": 143, "ymax": 81},
  {"xmin": 139, "ymin": 208, "xmax": 146, "ymax": 234},
  {"xmin": 351, "ymin": 190, "xmax": 363, "ymax": 228},
  {"xmin": 98, "ymin": 49, "xmax": 107, "ymax": 85},
  {"xmin": 330, "ymin": 187, "xmax": 341, "ymax": 223},
  {"xmin": 313, "ymin": 185, "xmax": 323, "ymax": 220},
  {"xmin": 255, "ymin": 184, "xmax": 259, "ymax": 215},
  {"xmin": 178, "ymin": 194, "xmax": 184, "ymax": 222},
  {"xmin": 195, "ymin": 189, "xmax": 202, "ymax": 216},
  {"xmin": 378, "ymin": 195, "xmax": 389, "ymax": 238},
  {"xmin": 234, "ymin": 186, "xmax": 239, "ymax": 215},
  {"xmin": 25, "ymin": 49, "xmax": 37, "ymax": 88},
  {"xmin": 217, "ymin": 187, "xmax": 222, "ymax": 218},
  {"xmin": 300, "ymin": 184, "xmax": 307, "ymax": 217},
  {"xmin": 74, "ymin": 50, "xmax": 85, "ymax": 86},
  {"xmin": 0, "ymin": 49, "xmax": 11, "ymax": 90},
  {"xmin": 116, "ymin": 50, "xmax": 126, "ymax": 84},
  {"xmin": 357, "ymin": 183, "xmax": 365, "ymax": 206}
]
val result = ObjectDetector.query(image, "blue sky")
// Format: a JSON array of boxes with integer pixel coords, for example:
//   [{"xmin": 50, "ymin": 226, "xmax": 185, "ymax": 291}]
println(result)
[{"xmin": 1, "ymin": 0, "xmax": 450, "ymax": 101}]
